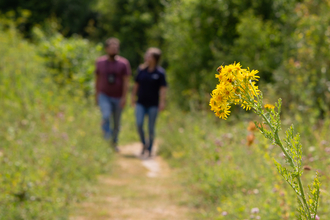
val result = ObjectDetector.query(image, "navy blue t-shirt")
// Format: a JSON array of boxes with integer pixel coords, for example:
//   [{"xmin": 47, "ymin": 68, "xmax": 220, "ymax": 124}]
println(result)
[{"xmin": 135, "ymin": 66, "xmax": 167, "ymax": 107}]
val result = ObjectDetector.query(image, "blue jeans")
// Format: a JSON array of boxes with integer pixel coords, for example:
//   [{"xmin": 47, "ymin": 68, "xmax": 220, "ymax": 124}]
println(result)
[
  {"xmin": 135, "ymin": 103, "xmax": 158, "ymax": 152},
  {"xmin": 98, "ymin": 93, "xmax": 122, "ymax": 144}
]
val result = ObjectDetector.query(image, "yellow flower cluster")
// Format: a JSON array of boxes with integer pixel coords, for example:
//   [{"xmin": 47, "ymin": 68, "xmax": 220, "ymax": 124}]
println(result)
[
  {"xmin": 264, "ymin": 104, "xmax": 275, "ymax": 110},
  {"xmin": 210, "ymin": 63, "xmax": 260, "ymax": 119}
]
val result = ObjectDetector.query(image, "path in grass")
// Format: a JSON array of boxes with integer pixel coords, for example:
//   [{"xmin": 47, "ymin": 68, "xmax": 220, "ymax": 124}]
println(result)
[{"xmin": 70, "ymin": 142, "xmax": 194, "ymax": 220}]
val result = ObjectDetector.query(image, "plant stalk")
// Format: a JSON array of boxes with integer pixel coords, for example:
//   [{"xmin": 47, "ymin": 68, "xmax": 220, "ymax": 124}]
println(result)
[{"xmin": 258, "ymin": 108, "xmax": 312, "ymax": 219}]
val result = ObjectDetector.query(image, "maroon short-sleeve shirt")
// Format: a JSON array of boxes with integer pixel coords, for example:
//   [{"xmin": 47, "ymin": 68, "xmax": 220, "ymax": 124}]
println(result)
[{"xmin": 95, "ymin": 55, "xmax": 131, "ymax": 98}]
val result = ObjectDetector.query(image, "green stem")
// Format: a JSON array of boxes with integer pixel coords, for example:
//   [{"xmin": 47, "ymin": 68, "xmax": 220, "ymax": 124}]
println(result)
[
  {"xmin": 240, "ymin": 80, "xmax": 311, "ymax": 218},
  {"xmin": 271, "ymin": 118, "xmax": 311, "ymax": 219},
  {"xmin": 256, "ymin": 109, "xmax": 294, "ymax": 168},
  {"xmin": 255, "ymin": 108, "xmax": 312, "ymax": 219},
  {"xmin": 297, "ymin": 174, "xmax": 312, "ymax": 219},
  {"xmin": 273, "ymin": 129, "xmax": 295, "ymax": 168},
  {"xmin": 314, "ymin": 177, "xmax": 320, "ymax": 219}
]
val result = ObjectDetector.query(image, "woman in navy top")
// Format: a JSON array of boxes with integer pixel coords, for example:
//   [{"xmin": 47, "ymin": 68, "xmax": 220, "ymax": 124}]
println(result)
[{"xmin": 131, "ymin": 48, "xmax": 167, "ymax": 157}]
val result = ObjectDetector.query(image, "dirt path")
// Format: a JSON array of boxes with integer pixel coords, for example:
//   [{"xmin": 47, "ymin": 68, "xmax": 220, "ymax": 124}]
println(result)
[{"xmin": 70, "ymin": 143, "xmax": 194, "ymax": 220}]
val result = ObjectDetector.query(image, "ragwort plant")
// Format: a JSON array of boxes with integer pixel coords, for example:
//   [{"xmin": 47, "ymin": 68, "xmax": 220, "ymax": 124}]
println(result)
[{"xmin": 209, "ymin": 63, "xmax": 320, "ymax": 220}]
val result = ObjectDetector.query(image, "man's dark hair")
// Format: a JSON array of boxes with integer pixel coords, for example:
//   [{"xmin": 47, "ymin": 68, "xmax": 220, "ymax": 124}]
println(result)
[
  {"xmin": 105, "ymin": 37, "xmax": 120, "ymax": 47},
  {"xmin": 148, "ymin": 47, "xmax": 162, "ymax": 65}
]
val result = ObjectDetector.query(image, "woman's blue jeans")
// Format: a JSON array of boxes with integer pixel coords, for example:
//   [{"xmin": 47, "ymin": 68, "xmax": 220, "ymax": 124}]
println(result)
[
  {"xmin": 135, "ymin": 103, "xmax": 158, "ymax": 152},
  {"xmin": 98, "ymin": 93, "xmax": 122, "ymax": 145}
]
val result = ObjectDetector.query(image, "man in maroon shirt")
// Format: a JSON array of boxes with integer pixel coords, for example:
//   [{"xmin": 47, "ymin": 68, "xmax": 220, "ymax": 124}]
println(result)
[{"xmin": 95, "ymin": 38, "xmax": 131, "ymax": 151}]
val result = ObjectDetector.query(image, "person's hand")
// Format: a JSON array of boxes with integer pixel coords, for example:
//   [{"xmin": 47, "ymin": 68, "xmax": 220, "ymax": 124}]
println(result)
[
  {"xmin": 131, "ymin": 100, "xmax": 136, "ymax": 107},
  {"xmin": 120, "ymin": 98, "xmax": 126, "ymax": 108},
  {"xmin": 95, "ymin": 93, "xmax": 99, "ymax": 106},
  {"xmin": 159, "ymin": 101, "xmax": 165, "ymax": 112}
]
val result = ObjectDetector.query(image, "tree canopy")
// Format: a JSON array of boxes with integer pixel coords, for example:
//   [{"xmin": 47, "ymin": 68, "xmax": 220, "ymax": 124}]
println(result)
[{"xmin": 1, "ymin": 0, "xmax": 330, "ymax": 116}]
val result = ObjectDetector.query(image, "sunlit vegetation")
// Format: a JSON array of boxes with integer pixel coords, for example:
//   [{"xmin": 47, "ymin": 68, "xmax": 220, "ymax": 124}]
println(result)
[
  {"xmin": 1, "ymin": 0, "xmax": 330, "ymax": 219},
  {"xmin": 0, "ymin": 19, "xmax": 111, "ymax": 219}
]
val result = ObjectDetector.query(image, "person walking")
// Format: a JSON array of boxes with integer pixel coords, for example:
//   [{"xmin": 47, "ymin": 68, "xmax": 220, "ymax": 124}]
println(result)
[
  {"xmin": 95, "ymin": 38, "xmax": 131, "ymax": 152},
  {"xmin": 131, "ymin": 48, "xmax": 167, "ymax": 157}
]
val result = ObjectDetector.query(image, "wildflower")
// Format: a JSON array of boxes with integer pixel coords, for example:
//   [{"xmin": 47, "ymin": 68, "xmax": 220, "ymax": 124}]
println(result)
[
  {"xmin": 312, "ymin": 214, "xmax": 320, "ymax": 220},
  {"xmin": 309, "ymin": 157, "xmax": 315, "ymax": 162},
  {"xmin": 247, "ymin": 121, "xmax": 257, "ymax": 131},
  {"xmin": 320, "ymin": 140, "xmax": 327, "ymax": 145},
  {"xmin": 214, "ymin": 138, "xmax": 223, "ymax": 147},
  {"xmin": 211, "ymin": 62, "xmax": 321, "ymax": 219},
  {"xmin": 247, "ymin": 133, "xmax": 255, "ymax": 146},
  {"xmin": 215, "ymin": 105, "xmax": 231, "ymax": 120},
  {"xmin": 251, "ymin": 207, "xmax": 260, "ymax": 214},
  {"xmin": 210, "ymin": 63, "xmax": 260, "ymax": 119},
  {"xmin": 309, "ymin": 146, "xmax": 315, "ymax": 152},
  {"xmin": 264, "ymin": 104, "xmax": 275, "ymax": 110}
]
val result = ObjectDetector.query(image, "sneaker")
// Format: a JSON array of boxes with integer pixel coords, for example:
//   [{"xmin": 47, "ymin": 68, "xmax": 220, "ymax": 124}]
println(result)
[
  {"xmin": 110, "ymin": 142, "xmax": 120, "ymax": 153},
  {"xmin": 141, "ymin": 144, "xmax": 148, "ymax": 155},
  {"xmin": 114, "ymin": 146, "xmax": 120, "ymax": 153},
  {"xmin": 147, "ymin": 149, "xmax": 152, "ymax": 158}
]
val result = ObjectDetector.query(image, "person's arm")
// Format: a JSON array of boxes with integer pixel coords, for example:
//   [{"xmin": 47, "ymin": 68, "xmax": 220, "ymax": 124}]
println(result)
[
  {"xmin": 95, "ymin": 62, "xmax": 100, "ymax": 105},
  {"xmin": 158, "ymin": 68, "xmax": 167, "ymax": 112},
  {"xmin": 159, "ymin": 86, "xmax": 167, "ymax": 111},
  {"xmin": 131, "ymin": 83, "xmax": 139, "ymax": 107},
  {"xmin": 120, "ymin": 75, "xmax": 129, "ymax": 108}
]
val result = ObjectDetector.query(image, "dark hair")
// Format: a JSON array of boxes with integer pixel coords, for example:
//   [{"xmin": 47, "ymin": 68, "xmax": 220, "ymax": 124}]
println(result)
[
  {"xmin": 147, "ymin": 47, "xmax": 162, "ymax": 65},
  {"xmin": 105, "ymin": 37, "xmax": 120, "ymax": 47}
]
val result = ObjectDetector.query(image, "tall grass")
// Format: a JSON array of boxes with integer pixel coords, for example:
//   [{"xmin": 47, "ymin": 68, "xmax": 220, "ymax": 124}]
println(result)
[
  {"xmin": 0, "ymin": 21, "xmax": 116, "ymax": 219},
  {"xmin": 1, "ymin": 15, "xmax": 329, "ymax": 220},
  {"xmin": 157, "ymin": 108, "xmax": 330, "ymax": 219}
]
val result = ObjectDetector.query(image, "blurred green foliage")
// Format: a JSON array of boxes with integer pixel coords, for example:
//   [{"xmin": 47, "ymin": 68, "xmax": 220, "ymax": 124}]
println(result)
[
  {"xmin": 0, "ymin": 0, "xmax": 97, "ymax": 36},
  {"xmin": 92, "ymin": 0, "xmax": 165, "ymax": 68},
  {"xmin": 32, "ymin": 24, "xmax": 102, "ymax": 97},
  {"xmin": 2, "ymin": 0, "xmax": 330, "ymax": 118},
  {"xmin": 161, "ymin": 0, "xmax": 330, "ymax": 117},
  {"xmin": 274, "ymin": 0, "xmax": 330, "ymax": 119},
  {"xmin": 0, "ymin": 18, "xmax": 111, "ymax": 219},
  {"xmin": 161, "ymin": 0, "xmax": 299, "ymax": 109},
  {"xmin": 1, "ymin": 0, "xmax": 330, "ymax": 218},
  {"xmin": 157, "ymin": 108, "xmax": 330, "ymax": 219}
]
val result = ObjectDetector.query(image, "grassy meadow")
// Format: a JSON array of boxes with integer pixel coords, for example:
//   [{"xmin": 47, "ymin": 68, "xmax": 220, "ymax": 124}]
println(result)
[
  {"xmin": 1, "ymin": 1, "xmax": 330, "ymax": 219},
  {"xmin": 0, "ymin": 22, "xmax": 115, "ymax": 219},
  {"xmin": 156, "ymin": 108, "xmax": 330, "ymax": 219}
]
